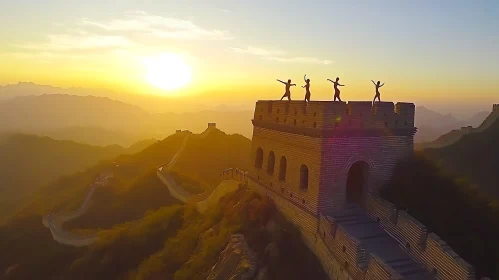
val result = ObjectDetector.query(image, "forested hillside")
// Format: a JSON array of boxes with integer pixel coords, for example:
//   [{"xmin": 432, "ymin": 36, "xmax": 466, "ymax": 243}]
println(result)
[
  {"xmin": 425, "ymin": 116, "xmax": 499, "ymax": 198},
  {"xmin": 0, "ymin": 128, "xmax": 326, "ymax": 280},
  {"xmin": 381, "ymin": 152, "xmax": 499, "ymax": 279},
  {"xmin": 0, "ymin": 134, "xmax": 155, "ymax": 221}
]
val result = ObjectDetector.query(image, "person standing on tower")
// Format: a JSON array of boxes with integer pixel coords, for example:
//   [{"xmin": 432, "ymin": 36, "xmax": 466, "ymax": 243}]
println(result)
[
  {"xmin": 327, "ymin": 77, "xmax": 345, "ymax": 101},
  {"xmin": 302, "ymin": 74, "xmax": 311, "ymax": 102},
  {"xmin": 277, "ymin": 79, "xmax": 296, "ymax": 100},
  {"xmin": 371, "ymin": 80, "xmax": 384, "ymax": 103}
]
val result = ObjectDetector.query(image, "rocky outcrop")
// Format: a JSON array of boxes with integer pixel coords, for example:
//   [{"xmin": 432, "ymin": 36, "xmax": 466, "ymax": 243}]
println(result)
[{"xmin": 206, "ymin": 234, "xmax": 258, "ymax": 280}]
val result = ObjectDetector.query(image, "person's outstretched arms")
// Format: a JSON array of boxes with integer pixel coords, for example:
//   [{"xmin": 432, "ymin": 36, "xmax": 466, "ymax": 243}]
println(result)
[
  {"xmin": 304, "ymin": 74, "xmax": 307, "ymax": 82},
  {"xmin": 277, "ymin": 79, "xmax": 285, "ymax": 84},
  {"xmin": 301, "ymin": 85, "xmax": 305, "ymax": 88},
  {"xmin": 371, "ymin": 80, "xmax": 376, "ymax": 85},
  {"xmin": 339, "ymin": 83, "xmax": 345, "ymax": 86},
  {"xmin": 327, "ymin": 79, "xmax": 333, "ymax": 83},
  {"xmin": 291, "ymin": 84, "xmax": 296, "ymax": 86},
  {"xmin": 380, "ymin": 83, "xmax": 385, "ymax": 87}
]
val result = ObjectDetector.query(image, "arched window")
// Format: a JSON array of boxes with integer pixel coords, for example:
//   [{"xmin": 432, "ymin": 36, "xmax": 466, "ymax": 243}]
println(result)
[
  {"xmin": 254, "ymin": 148, "xmax": 263, "ymax": 169},
  {"xmin": 279, "ymin": 156, "xmax": 287, "ymax": 181},
  {"xmin": 300, "ymin": 165, "xmax": 309, "ymax": 190},
  {"xmin": 267, "ymin": 151, "xmax": 275, "ymax": 175}
]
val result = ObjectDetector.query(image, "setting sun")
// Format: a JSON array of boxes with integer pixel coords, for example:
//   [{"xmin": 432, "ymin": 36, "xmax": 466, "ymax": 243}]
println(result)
[{"xmin": 143, "ymin": 53, "xmax": 192, "ymax": 91}]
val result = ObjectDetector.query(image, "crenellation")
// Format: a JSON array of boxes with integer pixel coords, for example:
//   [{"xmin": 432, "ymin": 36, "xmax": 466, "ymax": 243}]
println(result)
[
  {"xmin": 347, "ymin": 101, "xmax": 373, "ymax": 115},
  {"xmin": 372, "ymin": 102, "xmax": 395, "ymax": 115},
  {"xmin": 365, "ymin": 189, "xmax": 398, "ymax": 224},
  {"xmin": 397, "ymin": 210, "xmax": 428, "ymax": 249},
  {"xmin": 365, "ymin": 193, "xmax": 475, "ymax": 279},
  {"xmin": 493, "ymin": 104, "xmax": 499, "ymax": 112},
  {"xmin": 254, "ymin": 100, "xmax": 415, "ymax": 132}
]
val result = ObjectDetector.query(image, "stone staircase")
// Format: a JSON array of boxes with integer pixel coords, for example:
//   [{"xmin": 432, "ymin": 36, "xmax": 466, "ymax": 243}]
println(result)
[{"xmin": 328, "ymin": 203, "xmax": 431, "ymax": 280}]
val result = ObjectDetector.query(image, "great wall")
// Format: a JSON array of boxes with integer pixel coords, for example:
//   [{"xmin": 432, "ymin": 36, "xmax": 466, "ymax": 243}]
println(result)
[
  {"xmin": 42, "ymin": 125, "xmax": 241, "ymax": 246},
  {"xmin": 155, "ymin": 100, "xmax": 483, "ymax": 279},
  {"xmin": 40, "ymin": 100, "xmax": 490, "ymax": 279},
  {"xmin": 42, "ymin": 174, "xmax": 111, "ymax": 247},
  {"xmin": 243, "ymin": 100, "xmax": 479, "ymax": 280}
]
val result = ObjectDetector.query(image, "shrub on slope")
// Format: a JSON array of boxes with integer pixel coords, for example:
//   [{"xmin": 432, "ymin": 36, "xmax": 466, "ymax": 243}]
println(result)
[
  {"xmin": 64, "ymin": 205, "xmax": 184, "ymax": 280},
  {"xmin": 131, "ymin": 187, "xmax": 327, "ymax": 280}
]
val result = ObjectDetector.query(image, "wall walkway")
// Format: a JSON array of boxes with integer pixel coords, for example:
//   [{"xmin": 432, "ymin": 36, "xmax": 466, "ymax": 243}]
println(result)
[{"xmin": 41, "ymin": 175, "xmax": 110, "ymax": 247}]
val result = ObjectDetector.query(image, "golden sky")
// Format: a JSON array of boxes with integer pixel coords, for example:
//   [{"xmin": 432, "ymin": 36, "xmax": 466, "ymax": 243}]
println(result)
[{"xmin": 0, "ymin": 1, "xmax": 498, "ymax": 110}]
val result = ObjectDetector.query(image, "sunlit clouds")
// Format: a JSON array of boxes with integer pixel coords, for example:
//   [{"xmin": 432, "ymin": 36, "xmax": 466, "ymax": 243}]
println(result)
[
  {"xmin": 80, "ymin": 11, "xmax": 232, "ymax": 40},
  {"xmin": 231, "ymin": 46, "xmax": 333, "ymax": 65}
]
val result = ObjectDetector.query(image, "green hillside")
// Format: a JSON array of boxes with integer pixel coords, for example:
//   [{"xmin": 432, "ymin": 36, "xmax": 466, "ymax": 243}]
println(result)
[
  {"xmin": 0, "ymin": 127, "xmax": 327, "ymax": 280},
  {"xmin": 63, "ymin": 129, "xmax": 251, "ymax": 229},
  {"xmin": 0, "ymin": 134, "xmax": 156, "ymax": 221},
  {"xmin": 424, "ymin": 117, "xmax": 499, "ymax": 198},
  {"xmin": 13, "ymin": 132, "xmax": 186, "ymax": 219},
  {"xmin": 169, "ymin": 129, "xmax": 251, "ymax": 190}
]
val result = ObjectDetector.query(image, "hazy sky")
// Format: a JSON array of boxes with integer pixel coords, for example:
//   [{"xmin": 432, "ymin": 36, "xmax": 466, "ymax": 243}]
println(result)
[{"xmin": 0, "ymin": 0, "xmax": 498, "ymax": 113}]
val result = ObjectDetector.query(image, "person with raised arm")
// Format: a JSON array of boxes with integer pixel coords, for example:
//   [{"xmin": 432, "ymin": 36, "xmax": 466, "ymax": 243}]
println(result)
[
  {"xmin": 277, "ymin": 78, "xmax": 296, "ymax": 101},
  {"xmin": 371, "ymin": 80, "xmax": 384, "ymax": 103},
  {"xmin": 327, "ymin": 77, "xmax": 344, "ymax": 102},
  {"xmin": 302, "ymin": 74, "xmax": 311, "ymax": 102}
]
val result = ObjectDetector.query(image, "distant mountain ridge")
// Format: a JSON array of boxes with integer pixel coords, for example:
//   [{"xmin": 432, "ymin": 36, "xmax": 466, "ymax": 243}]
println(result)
[
  {"xmin": 415, "ymin": 106, "xmax": 489, "ymax": 143},
  {"xmin": 424, "ymin": 109, "xmax": 499, "ymax": 198},
  {"xmin": 0, "ymin": 82, "xmax": 491, "ymax": 144},
  {"xmin": 0, "ymin": 94, "xmax": 150, "ymax": 131},
  {"xmin": 0, "ymin": 93, "xmax": 254, "ymax": 141}
]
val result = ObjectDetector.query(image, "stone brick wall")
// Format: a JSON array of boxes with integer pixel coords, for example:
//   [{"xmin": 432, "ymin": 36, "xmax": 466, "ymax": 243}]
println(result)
[
  {"xmin": 319, "ymin": 135, "xmax": 413, "ymax": 212},
  {"xmin": 244, "ymin": 100, "xmax": 476, "ymax": 280},
  {"xmin": 250, "ymin": 126, "xmax": 323, "ymax": 215},
  {"xmin": 250, "ymin": 100, "xmax": 415, "ymax": 215},
  {"xmin": 365, "ymin": 194, "xmax": 475, "ymax": 279}
]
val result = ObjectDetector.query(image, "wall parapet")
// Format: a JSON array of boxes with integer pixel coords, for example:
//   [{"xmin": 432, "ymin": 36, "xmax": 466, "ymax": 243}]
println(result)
[
  {"xmin": 220, "ymin": 168, "xmax": 248, "ymax": 183},
  {"xmin": 318, "ymin": 215, "xmax": 415, "ymax": 279},
  {"xmin": 253, "ymin": 100, "xmax": 415, "ymax": 132},
  {"xmin": 365, "ymin": 193, "xmax": 476, "ymax": 280}
]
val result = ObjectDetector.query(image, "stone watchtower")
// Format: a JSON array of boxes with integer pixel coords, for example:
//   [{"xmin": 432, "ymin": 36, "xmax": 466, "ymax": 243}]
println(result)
[{"xmin": 247, "ymin": 100, "xmax": 415, "ymax": 215}]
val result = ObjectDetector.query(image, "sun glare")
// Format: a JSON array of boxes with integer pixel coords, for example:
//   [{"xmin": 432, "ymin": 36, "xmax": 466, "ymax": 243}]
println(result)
[{"xmin": 143, "ymin": 53, "xmax": 192, "ymax": 91}]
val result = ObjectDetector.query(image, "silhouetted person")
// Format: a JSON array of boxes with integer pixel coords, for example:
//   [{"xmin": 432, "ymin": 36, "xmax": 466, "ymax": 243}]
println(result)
[
  {"xmin": 327, "ymin": 77, "xmax": 344, "ymax": 101},
  {"xmin": 277, "ymin": 79, "xmax": 296, "ymax": 100},
  {"xmin": 302, "ymin": 74, "xmax": 311, "ymax": 102},
  {"xmin": 371, "ymin": 80, "xmax": 384, "ymax": 103}
]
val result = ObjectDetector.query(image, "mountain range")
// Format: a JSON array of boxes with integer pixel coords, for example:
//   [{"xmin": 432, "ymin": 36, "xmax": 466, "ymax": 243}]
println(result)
[
  {"xmin": 415, "ymin": 106, "xmax": 489, "ymax": 142},
  {"xmin": 1, "ymin": 82, "xmax": 491, "ymax": 145}
]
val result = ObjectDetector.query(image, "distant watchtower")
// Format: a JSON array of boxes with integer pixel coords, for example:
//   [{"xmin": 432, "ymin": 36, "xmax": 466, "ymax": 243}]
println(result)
[
  {"xmin": 247, "ymin": 100, "xmax": 416, "ymax": 215},
  {"xmin": 208, "ymin": 123, "xmax": 217, "ymax": 129}
]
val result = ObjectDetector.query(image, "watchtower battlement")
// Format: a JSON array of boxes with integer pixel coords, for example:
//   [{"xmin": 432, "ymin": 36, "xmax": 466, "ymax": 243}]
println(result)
[
  {"xmin": 253, "ymin": 100, "xmax": 415, "ymax": 134},
  {"xmin": 493, "ymin": 104, "xmax": 499, "ymax": 112},
  {"xmin": 249, "ymin": 99, "xmax": 416, "ymax": 216}
]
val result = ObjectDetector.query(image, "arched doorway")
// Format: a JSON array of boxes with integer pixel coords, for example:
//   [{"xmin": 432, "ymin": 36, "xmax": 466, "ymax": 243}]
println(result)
[{"xmin": 346, "ymin": 161, "xmax": 369, "ymax": 203}]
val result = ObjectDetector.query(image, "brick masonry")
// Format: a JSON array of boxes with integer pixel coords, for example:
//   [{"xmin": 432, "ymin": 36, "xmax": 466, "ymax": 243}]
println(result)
[{"xmin": 246, "ymin": 100, "xmax": 476, "ymax": 280}]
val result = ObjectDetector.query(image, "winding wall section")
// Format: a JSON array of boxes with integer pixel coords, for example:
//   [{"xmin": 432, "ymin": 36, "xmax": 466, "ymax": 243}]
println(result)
[{"xmin": 41, "ymin": 176, "xmax": 110, "ymax": 247}]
